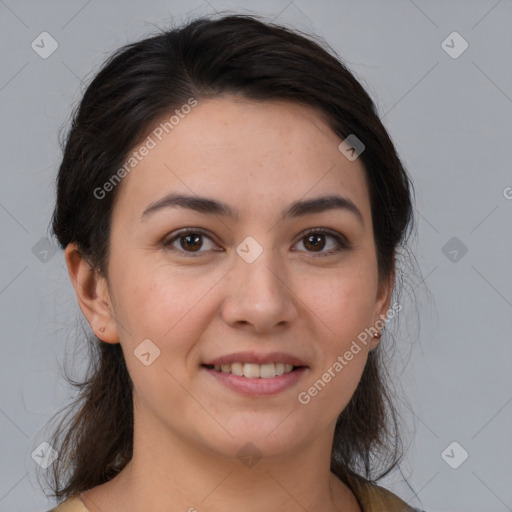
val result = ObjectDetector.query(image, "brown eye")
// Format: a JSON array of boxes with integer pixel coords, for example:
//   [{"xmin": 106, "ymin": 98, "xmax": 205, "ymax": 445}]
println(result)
[
  {"xmin": 164, "ymin": 229, "xmax": 219, "ymax": 256},
  {"xmin": 303, "ymin": 233, "xmax": 326, "ymax": 252},
  {"xmin": 294, "ymin": 229, "xmax": 350, "ymax": 256},
  {"xmin": 180, "ymin": 233, "xmax": 203, "ymax": 252}
]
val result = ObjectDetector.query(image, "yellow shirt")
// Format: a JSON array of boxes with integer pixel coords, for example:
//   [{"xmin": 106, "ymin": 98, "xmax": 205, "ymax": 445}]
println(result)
[{"xmin": 46, "ymin": 480, "xmax": 424, "ymax": 511}]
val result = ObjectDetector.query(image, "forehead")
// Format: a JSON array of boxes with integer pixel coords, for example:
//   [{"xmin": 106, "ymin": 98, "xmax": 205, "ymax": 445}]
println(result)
[{"xmin": 112, "ymin": 96, "xmax": 371, "ymax": 224}]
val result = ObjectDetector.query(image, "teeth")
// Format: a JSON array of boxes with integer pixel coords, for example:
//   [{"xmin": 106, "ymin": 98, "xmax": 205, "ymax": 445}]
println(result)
[
  {"xmin": 208, "ymin": 362, "xmax": 297, "ymax": 378},
  {"xmin": 243, "ymin": 363, "xmax": 260, "ymax": 378},
  {"xmin": 231, "ymin": 362, "xmax": 244, "ymax": 376},
  {"xmin": 259, "ymin": 363, "xmax": 276, "ymax": 379}
]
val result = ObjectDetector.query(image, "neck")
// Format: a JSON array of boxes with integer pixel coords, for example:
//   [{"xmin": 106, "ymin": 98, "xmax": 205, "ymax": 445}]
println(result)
[{"xmin": 81, "ymin": 403, "xmax": 361, "ymax": 512}]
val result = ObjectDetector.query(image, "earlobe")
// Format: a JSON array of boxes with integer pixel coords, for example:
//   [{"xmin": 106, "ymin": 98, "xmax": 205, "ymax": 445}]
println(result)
[{"xmin": 64, "ymin": 243, "xmax": 120, "ymax": 344}]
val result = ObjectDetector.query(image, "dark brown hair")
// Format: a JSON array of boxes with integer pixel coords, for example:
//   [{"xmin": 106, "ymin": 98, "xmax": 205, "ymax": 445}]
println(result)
[{"xmin": 41, "ymin": 12, "xmax": 415, "ymax": 501}]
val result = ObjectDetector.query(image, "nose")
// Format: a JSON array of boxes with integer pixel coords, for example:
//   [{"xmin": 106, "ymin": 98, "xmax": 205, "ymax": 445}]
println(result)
[{"xmin": 220, "ymin": 250, "xmax": 299, "ymax": 334}]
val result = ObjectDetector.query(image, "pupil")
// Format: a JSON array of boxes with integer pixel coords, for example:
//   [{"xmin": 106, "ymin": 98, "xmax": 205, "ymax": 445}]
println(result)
[
  {"xmin": 182, "ymin": 234, "xmax": 202, "ymax": 251},
  {"xmin": 305, "ymin": 234, "xmax": 325, "ymax": 251}
]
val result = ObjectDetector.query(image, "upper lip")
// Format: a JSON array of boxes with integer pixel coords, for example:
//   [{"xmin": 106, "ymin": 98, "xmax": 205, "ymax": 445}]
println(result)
[{"xmin": 202, "ymin": 351, "xmax": 308, "ymax": 367}]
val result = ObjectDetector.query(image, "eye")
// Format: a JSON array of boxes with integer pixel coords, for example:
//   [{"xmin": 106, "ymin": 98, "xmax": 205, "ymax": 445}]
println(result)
[
  {"xmin": 163, "ymin": 227, "xmax": 351, "ymax": 257},
  {"xmin": 163, "ymin": 229, "xmax": 220, "ymax": 256},
  {"xmin": 293, "ymin": 228, "xmax": 350, "ymax": 256}
]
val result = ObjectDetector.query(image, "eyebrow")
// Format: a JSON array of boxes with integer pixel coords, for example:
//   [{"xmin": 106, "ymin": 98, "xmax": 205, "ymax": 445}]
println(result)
[{"xmin": 141, "ymin": 193, "xmax": 364, "ymax": 226}]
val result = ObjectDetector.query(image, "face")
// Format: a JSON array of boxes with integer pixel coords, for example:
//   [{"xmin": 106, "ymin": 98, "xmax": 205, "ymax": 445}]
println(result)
[{"xmin": 76, "ymin": 96, "xmax": 392, "ymax": 461}]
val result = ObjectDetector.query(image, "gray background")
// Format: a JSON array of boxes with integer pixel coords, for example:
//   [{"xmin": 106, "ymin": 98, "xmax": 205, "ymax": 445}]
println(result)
[{"xmin": 1, "ymin": 1, "xmax": 511, "ymax": 511}]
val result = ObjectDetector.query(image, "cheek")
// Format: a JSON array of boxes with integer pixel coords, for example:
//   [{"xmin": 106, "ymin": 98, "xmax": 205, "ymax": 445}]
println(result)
[
  {"xmin": 109, "ymin": 265, "xmax": 219, "ymax": 380},
  {"xmin": 296, "ymin": 275, "xmax": 372, "ymax": 417},
  {"xmin": 110, "ymin": 260, "xmax": 220, "ymax": 354},
  {"xmin": 110, "ymin": 265, "xmax": 218, "ymax": 409},
  {"xmin": 300, "ymin": 265, "xmax": 378, "ymax": 336}
]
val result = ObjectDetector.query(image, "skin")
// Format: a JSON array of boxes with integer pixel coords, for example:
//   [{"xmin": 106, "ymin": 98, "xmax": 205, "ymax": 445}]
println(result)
[{"xmin": 65, "ymin": 96, "xmax": 393, "ymax": 512}]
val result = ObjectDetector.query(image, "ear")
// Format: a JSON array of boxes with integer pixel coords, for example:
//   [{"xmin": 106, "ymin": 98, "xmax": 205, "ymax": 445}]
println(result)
[
  {"xmin": 64, "ymin": 243, "xmax": 120, "ymax": 344},
  {"xmin": 370, "ymin": 267, "xmax": 395, "ymax": 350}
]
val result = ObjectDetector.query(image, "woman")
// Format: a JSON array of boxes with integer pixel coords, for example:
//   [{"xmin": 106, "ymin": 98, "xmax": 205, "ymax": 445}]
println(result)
[{"xmin": 41, "ymin": 13, "xmax": 424, "ymax": 512}]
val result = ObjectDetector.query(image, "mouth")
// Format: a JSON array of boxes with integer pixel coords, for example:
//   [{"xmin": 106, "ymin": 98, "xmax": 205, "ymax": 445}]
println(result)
[
  {"xmin": 201, "ymin": 362, "xmax": 305, "ymax": 379},
  {"xmin": 200, "ymin": 355, "xmax": 308, "ymax": 396},
  {"xmin": 201, "ymin": 351, "xmax": 309, "ymax": 395}
]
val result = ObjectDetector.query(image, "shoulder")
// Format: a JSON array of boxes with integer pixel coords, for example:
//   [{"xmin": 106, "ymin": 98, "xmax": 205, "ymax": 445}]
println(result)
[
  {"xmin": 45, "ymin": 496, "xmax": 89, "ymax": 512},
  {"xmin": 347, "ymin": 475, "xmax": 426, "ymax": 512}
]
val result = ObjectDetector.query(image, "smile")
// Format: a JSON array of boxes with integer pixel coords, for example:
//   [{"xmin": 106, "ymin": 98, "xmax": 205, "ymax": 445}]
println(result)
[
  {"xmin": 201, "ymin": 364, "xmax": 307, "ymax": 396},
  {"xmin": 203, "ymin": 362, "xmax": 297, "ymax": 379}
]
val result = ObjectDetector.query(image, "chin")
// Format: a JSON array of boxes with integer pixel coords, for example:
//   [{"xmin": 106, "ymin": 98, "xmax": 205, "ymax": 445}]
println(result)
[{"xmin": 197, "ymin": 417, "xmax": 308, "ymax": 460}]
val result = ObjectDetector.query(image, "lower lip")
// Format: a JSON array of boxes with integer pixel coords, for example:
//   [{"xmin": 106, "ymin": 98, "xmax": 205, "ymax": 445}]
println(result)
[{"xmin": 202, "ymin": 366, "xmax": 308, "ymax": 396}]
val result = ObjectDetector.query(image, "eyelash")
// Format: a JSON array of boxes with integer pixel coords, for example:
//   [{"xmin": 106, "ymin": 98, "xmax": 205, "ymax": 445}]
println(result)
[{"xmin": 163, "ymin": 227, "xmax": 351, "ymax": 257}]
